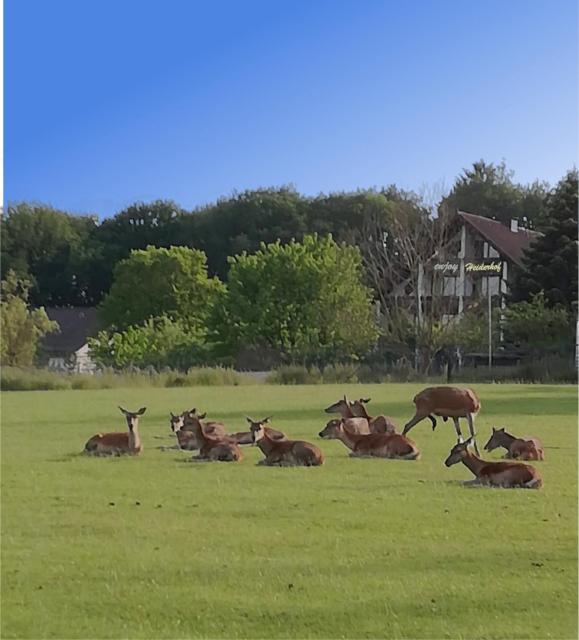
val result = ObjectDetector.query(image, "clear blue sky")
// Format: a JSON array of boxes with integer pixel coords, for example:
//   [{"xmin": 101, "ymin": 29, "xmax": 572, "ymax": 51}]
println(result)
[{"xmin": 5, "ymin": 0, "xmax": 577, "ymax": 219}]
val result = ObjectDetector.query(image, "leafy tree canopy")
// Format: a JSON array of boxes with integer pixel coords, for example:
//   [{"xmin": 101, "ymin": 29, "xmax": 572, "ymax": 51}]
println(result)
[
  {"xmin": 0, "ymin": 271, "xmax": 58, "ymax": 366},
  {"xmin": 98, "ymin": 245, "xmax": 224, "ymax": 332},
  {"xmin": 442, "ymin": 160, "xmax": 549, "ymax": 230},
  {"xmin": 216, "ymin": 234, "xmax": 380, "ymax": 363},
  {"xmin": 510, "ymin": 170, "xmax": 578, "ymax": 311}
]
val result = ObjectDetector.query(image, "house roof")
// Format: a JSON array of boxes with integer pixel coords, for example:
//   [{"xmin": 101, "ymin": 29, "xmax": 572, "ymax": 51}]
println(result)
[
  {"xmin": 42, "ymin": 308, "xmax": 99, "ymax": 354},
  {"xmin": 457, "ymin": 211, "xmax": 541, "ymax": 267}
]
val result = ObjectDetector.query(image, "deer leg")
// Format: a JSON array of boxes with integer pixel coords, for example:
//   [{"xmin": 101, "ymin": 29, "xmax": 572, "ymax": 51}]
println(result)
[
  {"xmin": 428, "ymin": 415, "xmax": 438, "ymax": 431},
  {"xmin": 402, "ymin": 414, "xmax": 425, "ymax": 435},
  {"xmin": 452, "ymin": 417, "xmax": 464, "ymax": 442},
  {"xmin": 466, "ymin": 413, "xmax": 480, "ymax": 455}
]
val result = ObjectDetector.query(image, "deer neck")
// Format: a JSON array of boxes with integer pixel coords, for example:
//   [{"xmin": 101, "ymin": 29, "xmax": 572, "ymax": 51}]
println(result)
[
  {"xmin": 498, "ymin": 431, "xmax": 516, "ymax": 448},
  {"xmin": 257, "ymin": 433, "xmax": 275, "ymax": 456},
  {"xmin": 337, "ymin": 428, "xmax": 357, "ymax": 451},
  {"xmin": 461, "ymin": 451, "xmax": 485, "ymax": 477},
  {"xmin": 128, "ymin": 423, "xmax": 141, "ymax": 451}
]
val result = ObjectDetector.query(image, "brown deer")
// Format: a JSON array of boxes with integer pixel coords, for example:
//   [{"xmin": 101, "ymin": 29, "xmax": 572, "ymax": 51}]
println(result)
[
  {"xmin": 402, "ymin": 386, "xmax": 481, "ymax": 454},
  {"xmin": 349, "ymin": 398, "xmax": 398, "ymax": 434},
  {"xmin": 324, "ymin": 395, "xmax": 378, "ymax": 434},
  {"xmin": 248, "ymin": 417, "xmax": 324, "ymax": 466},
  {"xmin": 225, "ymin": 418, "xmax": 286, "ymax": 445},
  {"xmin": 84, "ymin": 407, "xmax": 146, "ymax": 456},
  {"xmin": 184, "ymin": 412, "xmax": 242, "ymax": 462},
  {"xmin": 444, "ymin": 438, "xmax": 542, "ymax": 488},
  {"xmin": 484, "ymin": 428, "xmax": 544, "ymax": 461},
  {"xmin": 324, "ymin": 419, "xmax": 420, "ymax": 460}
]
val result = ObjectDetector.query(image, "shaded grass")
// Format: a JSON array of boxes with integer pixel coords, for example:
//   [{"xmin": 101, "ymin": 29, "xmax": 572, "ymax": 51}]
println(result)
[{"xmin": 1, "ymin": 384, "xmax": 577, "ymax": 639}]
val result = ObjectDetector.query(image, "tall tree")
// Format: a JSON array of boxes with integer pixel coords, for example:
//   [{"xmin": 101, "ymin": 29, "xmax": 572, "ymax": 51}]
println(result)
[
  {"xmin": 510, "ymin": 170, "xmax": 578, "ymax": 312},
  {"xmin": 1, "ymin": 203, "xmax": 99, "ymax": 305},
  {"xmin": 98, "ymin": 245, "xmax": 224, "ymax": 332},
  {"xmin": 193, "ymin": 187, "xmax": 308, "ymax": 279},
  {"xmin": 442, "ymin": 160, "xmax": 549, "ymax": 230},
  {"xmin": 216, "ymin": 234, "xmax": 379, "ymax": 363}
]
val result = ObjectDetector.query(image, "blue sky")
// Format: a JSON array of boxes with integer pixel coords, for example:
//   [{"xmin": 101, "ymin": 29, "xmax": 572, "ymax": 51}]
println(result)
[{"xmin": 5, "ymin": 0, "xmax": 577, "ymax": 218}]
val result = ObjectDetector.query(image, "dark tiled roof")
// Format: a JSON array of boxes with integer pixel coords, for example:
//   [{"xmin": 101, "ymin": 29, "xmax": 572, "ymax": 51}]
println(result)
[
  {"xmin": 42, "ymin": 308, "xmax": 99, "ymax": 354},
  {"xmin": 458, "ymin": 211, "xmax": 541, "ymax": 267}
]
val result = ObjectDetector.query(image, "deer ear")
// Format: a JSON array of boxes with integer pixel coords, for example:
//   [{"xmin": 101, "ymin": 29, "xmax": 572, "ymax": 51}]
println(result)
[
  {"xmin": 245, "ymin": 416, "xmax": 253, "ymax": 424},
  {"xmin": 491, "ymin": 427, "xmax": 496, "ymax": 433},
  {"xmin": 198, "ymin": 412, "xmax": 207, "ymax": 420},
  {"xmin": 119, "ymin": 406, "xmax": 128, "ymax": 415},
  {"xmin": 263, "ymin": 416, "xmax": 272, "ymax": 423},
  {"xmin": 137, "ymin": 407, "xmax": 146, "ymax": 415},
  {"xmin": 499, "ymin": 427, "xmax": 505, "ymax": 432},
  {"xmin": 362, "ymin": 397, "xmax": 371, "ymax": 403}
]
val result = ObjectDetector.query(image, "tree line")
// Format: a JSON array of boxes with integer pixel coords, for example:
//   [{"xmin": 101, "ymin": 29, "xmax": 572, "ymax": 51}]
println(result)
[{"xmin": 1, "ymin": 160, "xmax": 577, "ymax": 372}]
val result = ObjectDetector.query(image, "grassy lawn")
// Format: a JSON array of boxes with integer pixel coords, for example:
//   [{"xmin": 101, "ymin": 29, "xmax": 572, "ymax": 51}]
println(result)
[{"xmin": 1, "ymin": 383, "xmax": 577, "ymax": 639}]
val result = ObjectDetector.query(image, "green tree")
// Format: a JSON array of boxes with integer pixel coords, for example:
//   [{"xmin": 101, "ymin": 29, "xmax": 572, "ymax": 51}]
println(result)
[
  {"xmin": 1, "ymin": 203, "xmax": 99, "ymax": 305},
  {"xmin": 510, "ymin": 170, "xmax": 578, "ymax": 312},
  {"xmin": 193, "ymin": 187, "xmax": 308, "ymax": 278},
  {"xmin": 98, "ymin": 245, "xmax": 224, "ymax": 332},
  {"xmin": 503, "ymin": 292, "xmax": 572, "ymax": 352},
  {"xmin": 89, "ymin": 316, "xmax": 207, "ymax": 369},
  {"xmin": 0, "ymin": 271, "xmax": 58, "ymax": 366},
  {"xmin": 441, "ymin": 160, "xmax": 549, "ymax": 230},
  {"xmin": 217, "ymin": 234, "xmax": 380, "ymax": 363}
]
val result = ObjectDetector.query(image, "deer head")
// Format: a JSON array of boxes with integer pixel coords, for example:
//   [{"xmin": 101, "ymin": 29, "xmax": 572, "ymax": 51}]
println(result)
[
  {"xmin": 444, "ymin": 437, "xmax": 474, "ymax": 467},
  {"xmin": 318, "ymin": 418, "xmax": 343, "ymax": 439},
  {"xmin": 324, "ymin": 396, "xmax": 352, "ymax": 415},
  {"xmin": 483, "ymin": 427, "xmax": 506, "ymax": 452},
  {"xmin": 169, "ymin": 412, "xmax": 185, "ymax": 433},
  {"xmin": 119, "ymin": 406, "xmax": 146, "ymax": 432},
  {"xmin": 246, "ymin": 416, "xmax": 271, "ymax": 444}
]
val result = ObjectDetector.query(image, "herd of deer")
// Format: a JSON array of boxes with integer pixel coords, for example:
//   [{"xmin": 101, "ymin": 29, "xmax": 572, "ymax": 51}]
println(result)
[{"xmin": 83, "ymin": 386, "xmax": 544, "ymax": 489}]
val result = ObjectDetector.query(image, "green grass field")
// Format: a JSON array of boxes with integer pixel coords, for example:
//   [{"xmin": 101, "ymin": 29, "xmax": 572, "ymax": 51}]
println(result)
[{"xmin": 1, "ymin": 384, "xmax": 577, "ymax": 639}]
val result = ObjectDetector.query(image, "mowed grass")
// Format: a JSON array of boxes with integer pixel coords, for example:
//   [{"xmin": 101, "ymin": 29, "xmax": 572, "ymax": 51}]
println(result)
[{"xmin": 1, "ymin": 384, "xmax": 577, "ymax": 640}]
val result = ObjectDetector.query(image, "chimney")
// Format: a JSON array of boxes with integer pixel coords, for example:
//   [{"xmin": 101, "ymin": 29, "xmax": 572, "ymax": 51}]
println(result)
[{"xmin": 510, "ymin": 219, "xmax": 519, "ymax": 233}]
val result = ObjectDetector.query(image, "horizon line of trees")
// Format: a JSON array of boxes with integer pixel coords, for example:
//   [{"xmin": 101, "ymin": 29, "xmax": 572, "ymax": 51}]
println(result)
[{"xmin": 1, "ymin": 160, "xmax": 577, "ymax": 373}]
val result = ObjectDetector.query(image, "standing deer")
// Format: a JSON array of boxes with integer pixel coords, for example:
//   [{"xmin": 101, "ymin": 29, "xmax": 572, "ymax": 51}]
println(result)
[
  {"xmin": 324, "ymin": 396, "xmax": 378, "ymax": 434},
  {"xmin": 484, "ymin": 428, "xmax": 544, "ymax": 461},
  {"xmin": 184, "ymin": 412, "xmax": 242, "ymax": 462},
  {"xmin": 322, "ymin": 419, "xmax": 420, "ymax": 460},
  {"xmin": 248, "ymin": 417, "xmax": 324, "ymax": 466},
  {"xmin": 444, "ymin": 438, "xmax": 542, "ymax": 489},
  {"xmin": 349, "ymin": 398, "xmax": 398, "ymax": 434},
  {"xmin": 84, "ymin": 407, "xmax": 146, "ymax": 456},
  {"xmin": 402, "ymin": 386, "xmax": 481, "ymax": 454}
]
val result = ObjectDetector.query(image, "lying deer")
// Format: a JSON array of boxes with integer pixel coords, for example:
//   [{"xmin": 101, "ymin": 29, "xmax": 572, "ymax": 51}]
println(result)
[
  {"xmin": 444, "ymin": 438, "xmax": 542, "ymax": 489},
  {"xmin": 484, "ymin": 427, "xmax": 544, "ymax": 461},
  {"xmin": 184, "ymin": 412, "xmax": 242, "ymax": 462},
  {"xmin": 402, "ymin": 386, "xmax": 481, "ymax": 454},
  {"xmin": 226, "ymin": 418, "xmax": 286, "ymax": 445},
  {"xmin": 349, "ymin": 398, "xmax": 398, "ymax": 434},
  {"xmin": 323, "ymin": 419, "xmax": 420, "ymax": 460},
  {"xmin": 324, "ymin": 395, "xmax": 381, "ymax": 434},
  {"xmin": 84, "ymin": 407, "xmax": 146, "ymax": 456},
  {"xmin": 248, "ymin": 417, "xmax": 324, "ymax": 466}
]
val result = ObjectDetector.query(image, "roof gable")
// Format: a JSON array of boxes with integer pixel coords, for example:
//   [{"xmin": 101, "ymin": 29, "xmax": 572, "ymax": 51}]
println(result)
[
  {"xmin": 458, "ymin": 211, "xmax": 541, "ymax": 267},
  {"xmin": 42, "ymin": 308, "xmax": 99, "ymax": 353}
]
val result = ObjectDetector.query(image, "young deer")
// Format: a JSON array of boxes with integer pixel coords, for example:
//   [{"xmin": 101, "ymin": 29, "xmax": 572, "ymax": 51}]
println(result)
[
  {"xmin": 184, "ymin": 412, "xmax": 242, "ymax": 462},
  {"xmin": 349, "ymin": 398, "xmax": 398, "ymax": 434},
  {"xmin": 84, "ymin": 407, "xmax": 146, "ymax": 456},
  {"xmin": 444, "ymin": 438, "xmax": 542, "ymax": 489},
  {"xmin": 249, "ymin": 417, "xmax": 324, "ymax": 466},
  {"xmin": 324, "ymin": 395, "xmax": 376, "ymax": 434},
  {"xmin": 484, "ymin": 428, "xmax": 544, "ymax": 461},
  {"xmin": 402, "ymin": 386, "xmax": 481, "ymax": 454},
  {"xmin": 323, "ymin": 419, "xmax": 420, "ymax": 460}
]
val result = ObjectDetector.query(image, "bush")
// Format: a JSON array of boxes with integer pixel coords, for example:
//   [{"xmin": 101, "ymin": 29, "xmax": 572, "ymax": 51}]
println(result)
[
  {"xmin": 1, "ymin": 366, "xmax": 258, "ymax": 391},
  {"xmin": 266, "ymin": 366, "xmax": 323, "ymax": 385}
]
